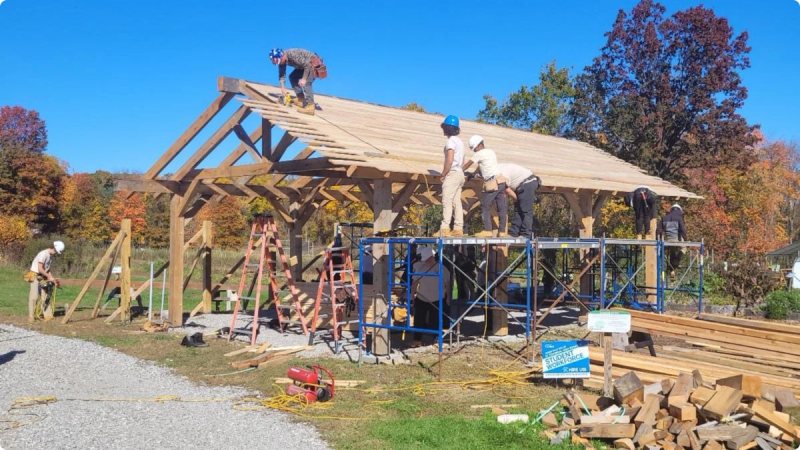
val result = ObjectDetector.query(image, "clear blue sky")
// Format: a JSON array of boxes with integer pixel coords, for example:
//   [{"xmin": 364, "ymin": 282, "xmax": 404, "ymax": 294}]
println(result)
[{"xmin": 0, "ymin": 0, "xmax": 798, "ymax": 174}]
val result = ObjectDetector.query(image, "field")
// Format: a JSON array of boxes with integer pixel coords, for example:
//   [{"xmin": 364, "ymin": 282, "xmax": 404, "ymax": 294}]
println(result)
[{"xmin": 0, "ymin": 266, "xmax": 582, "ymax": 449}]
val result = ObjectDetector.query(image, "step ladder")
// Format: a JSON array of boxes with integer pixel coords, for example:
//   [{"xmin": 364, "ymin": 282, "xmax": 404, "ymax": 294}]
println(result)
[
  {"xmin": 228, "ymin": 215, "xmax": 308, "ymax": 345},
  {"xmin": 308, "ymin": 246, "xmax": 360, "ymax": 353}
]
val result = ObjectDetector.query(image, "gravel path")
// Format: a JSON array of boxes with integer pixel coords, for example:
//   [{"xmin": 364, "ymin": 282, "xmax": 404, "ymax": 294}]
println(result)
[{"xmin": 0, "ymin": 324, "xmax": 329, "ymax": 450}]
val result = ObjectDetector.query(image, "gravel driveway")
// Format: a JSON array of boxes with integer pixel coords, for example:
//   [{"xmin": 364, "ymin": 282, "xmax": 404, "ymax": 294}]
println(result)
[{"xmin": 0, "ymin": 324, "xmax": 329, "ymax": 450}]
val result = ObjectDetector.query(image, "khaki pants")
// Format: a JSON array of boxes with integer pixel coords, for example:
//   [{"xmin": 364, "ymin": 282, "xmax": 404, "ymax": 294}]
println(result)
[
  {"xmin": 440, "ymin": 171, "xmax": 465, "ymax": 231},
  {"xmin": 28, "ymin": 278, "xmax": 52, "ymax": 320},
  {"xmin": 28, "ymin": 278, "xmax": 40, "ymax": 320}
]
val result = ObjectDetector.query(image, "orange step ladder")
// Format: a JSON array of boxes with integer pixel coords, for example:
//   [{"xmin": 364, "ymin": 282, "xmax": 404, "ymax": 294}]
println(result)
[
  {"xmin": 228, "ymin": 215, "xmax": 308, "ymax": 345},
  {"xmin": 308, "ymin": 246, "xmax": 360, "ymax": 353}
]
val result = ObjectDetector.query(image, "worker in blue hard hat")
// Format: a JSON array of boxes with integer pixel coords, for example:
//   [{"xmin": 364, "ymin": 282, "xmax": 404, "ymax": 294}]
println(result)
[
  {"xmin": 269, "ymin": 48, "xmax": 327, "ymax": 116},
  {"xmin": 437, "ymin": 115, "xmax": 465, "ymax": 236}
]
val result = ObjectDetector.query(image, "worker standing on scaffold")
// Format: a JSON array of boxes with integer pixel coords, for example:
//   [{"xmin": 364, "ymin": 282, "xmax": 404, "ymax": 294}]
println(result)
[
  {"xmin": 625, "ymin": 186, "xmax": 659, "ymax": 237},
  {"xmin": 437, "ymin": 115, "xmax": 465, "ymax": 237},
  {"xmin": 463, "ymin": 135, "xmax": 507, "ymax": 238},
  {"xmin": 658, "ymin": 204, "xmax": 688, "ymax": 279}
]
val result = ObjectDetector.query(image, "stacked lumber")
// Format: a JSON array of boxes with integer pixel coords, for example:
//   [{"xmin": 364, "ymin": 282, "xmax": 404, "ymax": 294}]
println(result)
[
  {"xmin": 585, "ymin": 348, "xmax": 800, "ymax": 396},
  {"xmin": 542, "ymin": 370, "xmax": 800, "ymax": 450},
  {"xmin": 229, "ymin": 345, "xmax": 312, "ymax": 370}
]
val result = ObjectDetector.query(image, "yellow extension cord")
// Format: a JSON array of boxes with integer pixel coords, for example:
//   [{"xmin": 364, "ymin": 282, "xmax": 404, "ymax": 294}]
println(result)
[{"xmin": 33, "ymin": 284, "xmax": 56, "ymax": 322}]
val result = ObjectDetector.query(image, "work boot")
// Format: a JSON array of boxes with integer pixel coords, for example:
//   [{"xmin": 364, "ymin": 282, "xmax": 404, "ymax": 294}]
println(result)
[
  {"xmin": 473, "ymin": 230, "xmax": 493, "ymax": 238},
  {"xmin": 437, "ymin": 229, "xmax": 452, "ymax": 237},
  {"xmin": 497, "ymin": 232, "xmax": 508, "ymax": 237},
  {"xmin": 451, "ymin": 228, "xmax": 464, "ymax": 236},
  {"xmin": 295, "ymin": 103, "xmax": 316, "ymax": 116}
]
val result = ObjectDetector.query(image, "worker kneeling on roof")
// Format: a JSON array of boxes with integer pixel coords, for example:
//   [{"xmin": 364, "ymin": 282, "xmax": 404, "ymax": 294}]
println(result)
[
  {"xmin": 498, "ymin": 163, "xmax": 540, "ymax": 239},
  {"xmin": 463, "ymin": 135, "xmax": 507, "ymax": 238}
]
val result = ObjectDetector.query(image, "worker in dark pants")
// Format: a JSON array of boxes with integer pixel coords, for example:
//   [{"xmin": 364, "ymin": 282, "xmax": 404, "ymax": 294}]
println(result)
[
  {"xmin": 498, "ymin": 163, "xmax": 540, "ymax": 238},
  {"xmin": 658, "ymin": 204, "xmax": 688, "ymax": 279},
  {"xmin": 410, "ymin": 246, "xmax": 451, "ymax": 347},
  {"xmin": 625, "ymin": 186, "xmax": 659, "ymax": 237},
  {"xmin": 269, "ymin": 48, "xmax": 326, "ymax": 115}
]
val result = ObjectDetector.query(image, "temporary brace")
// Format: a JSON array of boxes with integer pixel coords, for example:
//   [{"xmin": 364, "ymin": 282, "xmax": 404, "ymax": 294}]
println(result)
[{"xmin": 228, "ymin": 215, "xmax": 308, "ymax": 345}]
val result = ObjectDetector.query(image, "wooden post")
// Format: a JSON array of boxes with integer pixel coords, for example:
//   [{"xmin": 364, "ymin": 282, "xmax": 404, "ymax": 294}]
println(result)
[
  {"xmin": 490, "ymin": 245, "xmax": 509, "ymax": 336},
  {"xmin": 169, "ymin": 194, "xmax": 185, "ymax": 326},
  {"xmin": 372, "ymin": 179, "xmax": 392, "ymax": 355},
  {"xmin": 61, "ymin": 231, "xmax": 124, "ymax": 324},
  {"xmin": 576, "ymin": 194, "xmax": 595, "ymax": 297},
  {"xmin": 202, "ymin": 220, "xmax": 213, "ymax": 314},
  {"xmin": 604, "ymin": 332, "xmax": 613, "ymax": 397},
  {"xmin": 645, "ymin": 216, "xmax": 658, "ymax": 301},
  {"xmin": 288, "ymin": 221, "xmax": 304, "ymax": 281},
  {"xmin": 119, "ymin": 219, "xmax": 132, "ymax": 322}
]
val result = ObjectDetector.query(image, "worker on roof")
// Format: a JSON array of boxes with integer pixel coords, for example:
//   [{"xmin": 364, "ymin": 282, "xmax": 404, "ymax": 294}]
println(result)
[
  {"xmin": 624, "ymin": 186, "xmax": 659, "ymax": 237},
  {"xmin": 463, "ymin": 135, "xmax": 507, "ymax": 237},
  {"xmin": 497, "ymin": 163, "xmax": 541, "ymax": 238},
  {"xmin": 658, "ymin": 204, "xmax": 688, "ymax": 279},
  {"xmin": 269, "ymin": 48, "xmax": 327, "ymax": 116},
  {"xmin": 25, "ymin": 240, "xmax": 64, "ymax": 322},
  {"xmin": 437, "ymin": 115, "xmax": 465, "ymax": 237}
]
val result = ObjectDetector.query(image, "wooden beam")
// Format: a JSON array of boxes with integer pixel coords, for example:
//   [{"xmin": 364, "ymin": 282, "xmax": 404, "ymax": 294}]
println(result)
[
  {"xmin": 372, "ymin": 180, "xmax": 392, "ymax": 355},
  {"xmin": 143, "ymin": 92, "xmax": 234, "ymax": 180},
  {"xmin": 172, "ymin": 104, "xmax": 251, "ymax": 180},
  {"xmin": 178, "ymin": 178, "xmax": 202, "ymax": 216},
  {"xmin": 193, "ymin": 162, "xmax": 275, "ymax": 180},
  {"xmin": 270, "ymin": 131, "xmax": 297, "ymax": 162},
  {"xmin": 61, "ymin": 231, "xmax": 124, "ymax": 324},
  {"xmin": 592, "ymin": 194, "xmax": 609, "ymax": 219},
  {"xmin": 169, "ymin": 194, "xmax": 185, "ymax": 326},
  {"xmin": 232, "ymin": 124, "xmax": 262, "ymax": 163},
  {"xmin": 202, "ymin": 221, "xmax": 212, "ymax": 314},
  {"xmin": 270, "ymin": 156, "xmax": 332, "ymax": 173},
  {"xmin": 219, "ymin": 125, "xmax": 264, "ymax": 168},
  {"xmin": 119, "ymin": 219, "xmax": 132, "ymax": 322},
  {"xmin": 262, "ymin": 118, "xmax": 272, "ymax": 160}
]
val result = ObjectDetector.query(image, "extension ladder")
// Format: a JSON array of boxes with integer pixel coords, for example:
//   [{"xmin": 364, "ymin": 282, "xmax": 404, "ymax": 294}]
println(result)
[
  {"xmin": 308, "ymin": 246, "xmax": 360, "ymax": 353},
  {"xmin": 228, "ymin": 215, "xmax": 308, "ymax": 345}
]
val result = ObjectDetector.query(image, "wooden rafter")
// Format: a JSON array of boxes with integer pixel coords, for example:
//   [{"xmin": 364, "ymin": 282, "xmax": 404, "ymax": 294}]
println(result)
[{"xmin": 143, "ymin": 92, "xmax": 234, "ymax": 180}]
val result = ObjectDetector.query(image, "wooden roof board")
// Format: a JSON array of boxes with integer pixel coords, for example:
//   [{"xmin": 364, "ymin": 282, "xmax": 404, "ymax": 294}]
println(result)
[{"xmin": 243, "ymin": 82, "xmax": 700, "ymax": 199}]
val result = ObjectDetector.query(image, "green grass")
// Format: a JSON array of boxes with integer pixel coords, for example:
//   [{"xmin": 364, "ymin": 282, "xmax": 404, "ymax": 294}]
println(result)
[
  {"xmin": 364, "ymin": 415, "xmax": 582, "ymax": 450},
  {"xmin": 0, "ymin": 266, "xmax": 575, "ymax": 450}
]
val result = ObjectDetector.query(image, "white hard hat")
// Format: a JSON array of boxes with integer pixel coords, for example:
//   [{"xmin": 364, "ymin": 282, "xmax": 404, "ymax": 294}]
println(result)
[
  {"xmin": 53, "ymin": 240, "xmax": 65, "ymax": 254},
  {"xmin": 671, "ymin": 204, "xmax": 682, "ymax": 211},
  {"xmin": 469, "ymin": 135, "xmax": 484, "ymax": 150}
]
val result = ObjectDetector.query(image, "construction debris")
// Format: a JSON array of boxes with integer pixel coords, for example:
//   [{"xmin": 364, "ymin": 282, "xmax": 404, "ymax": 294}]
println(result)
[
  {"xmin": 541, "ymin": 370, "xmax": 800, "ymax": 450},
  {"xmin": 229, "ymin": 346, "xmax": 312, "ymax": 370}
]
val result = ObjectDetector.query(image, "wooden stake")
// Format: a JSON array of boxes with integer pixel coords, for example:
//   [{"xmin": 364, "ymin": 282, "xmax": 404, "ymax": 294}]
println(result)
[
  {"xmin": 604, "ymin": 332, "xmax": 613, "ymax": 397},
  {"xmin": 120, "ymin": 219, "xmax": 132, "ymax": 322}
]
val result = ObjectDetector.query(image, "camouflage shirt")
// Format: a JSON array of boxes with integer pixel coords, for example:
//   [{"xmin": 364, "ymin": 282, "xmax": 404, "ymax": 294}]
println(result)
[{"xmin": 278, "ymin": 48, "xmax": 316, "ymax": 81}]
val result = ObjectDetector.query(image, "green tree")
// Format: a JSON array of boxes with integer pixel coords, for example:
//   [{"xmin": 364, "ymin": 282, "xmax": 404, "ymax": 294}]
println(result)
[
  {"xmin": 478, "ymin": 61, "xmax": 575, "ymax": 136},
  {"xmin": 569, "ymin": 0, "xmax": 755, "ymax": 182}
]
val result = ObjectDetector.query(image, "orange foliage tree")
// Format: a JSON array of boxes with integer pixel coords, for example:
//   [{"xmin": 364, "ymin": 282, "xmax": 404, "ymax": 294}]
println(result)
[{"xmin": 108, "ymin": 191, "xmax": 147, "ymax": 243}]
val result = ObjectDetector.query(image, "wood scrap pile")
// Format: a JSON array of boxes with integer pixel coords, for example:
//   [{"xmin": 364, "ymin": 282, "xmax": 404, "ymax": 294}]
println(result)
[
  {"xmin": 542, "ymin": 370, "xmax": 800, "ymax": 450},
  {"xmin": 226, "ymin": 343, "xmax": 312, "ymax": 370}
]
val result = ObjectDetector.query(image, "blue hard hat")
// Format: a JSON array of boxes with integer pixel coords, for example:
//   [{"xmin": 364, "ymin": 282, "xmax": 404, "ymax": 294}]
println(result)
[
  {"xmin": 269, "ymin": 48, "xmax": 284, "ymax": 60},
  {"xmin": 442, "ymin": 115, "xmax": 459, "ymax": 127}
]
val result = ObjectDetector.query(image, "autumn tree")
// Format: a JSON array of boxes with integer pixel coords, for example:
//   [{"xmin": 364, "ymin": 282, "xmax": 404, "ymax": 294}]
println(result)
[
  {"xmin": 0, "ymin": 106, "xmax": 48, "ymax": 154},
  {"xmin": 109, "ymin": 191, "xmax": 147, "ymax": 243},
  {"xmin": 570, "ymin": 0, "xmax": 755, "ymax": 182},
  {"xmin": 478, "ymin": 61, "xmax": 575, "ymax": 136}
]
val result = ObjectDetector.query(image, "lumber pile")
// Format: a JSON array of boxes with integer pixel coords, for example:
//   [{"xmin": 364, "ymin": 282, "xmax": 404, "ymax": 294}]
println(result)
[
  {"xmin": 229, "ymin": 345, "xmax": 312, "ymax": 370},
  {"xmin": 542, "ymin": 370, "xmax": 800, "ymax": 450}
]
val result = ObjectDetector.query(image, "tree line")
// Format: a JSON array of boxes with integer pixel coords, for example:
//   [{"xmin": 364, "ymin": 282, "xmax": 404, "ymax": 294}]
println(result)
[{"xmin": 1, "ymin": 0, "xmax": 797, "ymax": 267}]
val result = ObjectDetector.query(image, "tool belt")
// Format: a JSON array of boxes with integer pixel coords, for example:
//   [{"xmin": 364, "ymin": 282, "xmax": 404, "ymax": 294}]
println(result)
[
  {"xmin": 482, "ymin": 175, "xmax": 507, "ymax": 193},
  {"xmin": 23, "ymin": 270, "xmax": 38, "ymax": 283},
  {"xmin": 311, "ymin": 55, "xmax": 327, "ymax": 79}
]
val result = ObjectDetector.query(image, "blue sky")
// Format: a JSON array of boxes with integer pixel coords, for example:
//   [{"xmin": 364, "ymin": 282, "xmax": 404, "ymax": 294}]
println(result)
[{"xmin": 0, "ymin": 0, "xmax": 798, "ymax": 174}]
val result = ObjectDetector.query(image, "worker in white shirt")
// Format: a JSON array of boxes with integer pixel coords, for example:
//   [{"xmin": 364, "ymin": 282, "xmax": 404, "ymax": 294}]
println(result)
[
  {"xmin": 463, "ymin": 135, "xmax": 507, "ymax": 237},
  {"xmin": 409, "ymin": 246, "xmax": 451, "ymax": 347},
  {"xmin": 498, "ymin": 163, "xmax": 541, "ymax": 238},
  {"xmin": 25, "ymin": 240, "xmax": 64, "ymax": 322}
]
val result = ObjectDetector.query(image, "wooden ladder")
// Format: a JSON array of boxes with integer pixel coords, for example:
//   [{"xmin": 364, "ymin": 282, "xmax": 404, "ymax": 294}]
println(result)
[
  {"xmin": 308, "ymin": 246, "xmax": 360, "ymax": 353},
  {"xmin": 227, "ymin": 215, "xmax": 308, "ymax": 345}
]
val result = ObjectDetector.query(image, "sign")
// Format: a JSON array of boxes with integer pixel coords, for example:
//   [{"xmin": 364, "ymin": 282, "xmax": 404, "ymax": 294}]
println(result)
[
  {"xmin": 587, "ymin": 310, "xmax": 631, "ymax": 333},
  {"xmin": 542, "ymin": 340, "xmax": 590, "ymax": 379}
]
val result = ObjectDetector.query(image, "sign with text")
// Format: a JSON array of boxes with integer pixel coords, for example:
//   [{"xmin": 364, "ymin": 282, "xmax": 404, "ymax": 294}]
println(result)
[
  {"xmin": 587, "ymin": 310, "xmax": 631, "ymax": 333},
  {"xmin": 542, "ymin": 340, "xmax": 590, "ymax": 379}
]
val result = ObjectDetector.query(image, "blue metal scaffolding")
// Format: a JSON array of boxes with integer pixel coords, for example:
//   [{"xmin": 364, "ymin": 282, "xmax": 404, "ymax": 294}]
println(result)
[{"xmin": 356, "ymin": 236, "xmax": 705, "ymax": 360}]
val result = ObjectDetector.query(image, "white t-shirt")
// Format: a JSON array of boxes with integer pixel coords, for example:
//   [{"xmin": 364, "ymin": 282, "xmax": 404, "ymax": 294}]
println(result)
[
  {"xmin": 412, "ymin": 258, "xmax": 451, "ymax": 303},
  {"xmin": 30, "ymin": 249, "xmax": 52, "ymax": 274},
  {"xmin": 470, "ymin": 148, "xmax": 500, "ymax": 180},
  {"xmin": 497, "ymin": 163, "xmax": 534, "ymax": 190},
  {"xmin": 444, "ymin": 136, "xmax": 464, "ymax": 173}
]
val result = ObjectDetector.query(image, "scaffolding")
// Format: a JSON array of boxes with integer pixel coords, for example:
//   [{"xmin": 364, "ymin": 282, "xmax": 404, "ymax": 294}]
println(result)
[{"xmin": 357, "ymin": 236, "xmax": 704, "ymax": 361}]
